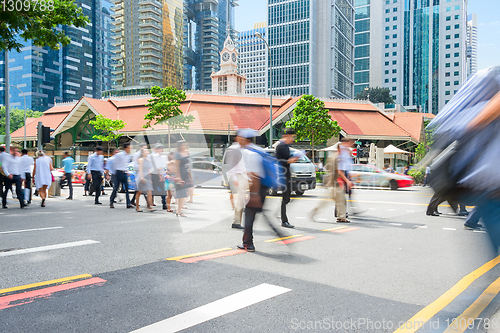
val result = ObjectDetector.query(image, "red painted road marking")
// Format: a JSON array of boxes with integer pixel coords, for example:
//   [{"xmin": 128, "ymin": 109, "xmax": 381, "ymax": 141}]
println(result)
[
  {"xmin": 276, "ymin": 236, "xmax": 316, "ymax": 245},
  {"xmin": 330, "ymin": 227, "xmax": 360, "ymax": 233},
  {"xmin": 0, "ymin": 277, "xmax": 106, "ymax": 310},
  {"xmin": 179, "ymin": 249, "xmax": 247, "ymax": 263}
]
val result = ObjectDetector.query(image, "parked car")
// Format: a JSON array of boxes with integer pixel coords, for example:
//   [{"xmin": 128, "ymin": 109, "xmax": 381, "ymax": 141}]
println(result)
[
  {"xmin": 349, "ymin": 164, "xmax": 414, "ymax": 190},
  {"xmin": 191, "ymin": 161, "xmax": 224, "ymax": 188},
  {"xmin": 57, "ymin": 162, "xmax": 87, "ymax": 188}
]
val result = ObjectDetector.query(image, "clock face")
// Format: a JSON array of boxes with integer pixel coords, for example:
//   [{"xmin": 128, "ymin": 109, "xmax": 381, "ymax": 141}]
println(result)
[
  {"xmin": 231, "ymin": 53, "xmax": 237, "ymax": 62},
  {"xmin": 222, "ymin": 52, "xmax": 230, "ymax": 62}
]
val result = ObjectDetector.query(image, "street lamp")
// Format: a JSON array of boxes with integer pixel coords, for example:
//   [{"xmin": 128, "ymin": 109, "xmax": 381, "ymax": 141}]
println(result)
[
  {"xmin": 255, "ymin": 31, "xmax": 273, "ymax": 148},
  {"xmin": 1, "ymin": 82, "xmax": 28, "ymax": 149},
  {"xmin": 364, "ymin": 87, "xmax": 370, "ymax": 102}
]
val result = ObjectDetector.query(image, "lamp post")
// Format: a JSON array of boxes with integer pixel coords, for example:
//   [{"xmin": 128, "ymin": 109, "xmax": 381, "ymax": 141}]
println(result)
[
  {"xmin": 1, "ymin": 82, "xmax": 28, "ymax": 149},
  {"xmin": 255, "ymin": 31, "xmax": 273, "ymax": 148},
  {"xmin": 364, "ymin": 86, "xmax": 370, "ymax": 102}
]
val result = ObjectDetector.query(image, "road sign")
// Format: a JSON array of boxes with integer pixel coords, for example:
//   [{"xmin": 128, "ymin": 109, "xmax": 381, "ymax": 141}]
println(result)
[{"xmin": 352, "ymin": 148, "xmax": 357, "ymax": 157}]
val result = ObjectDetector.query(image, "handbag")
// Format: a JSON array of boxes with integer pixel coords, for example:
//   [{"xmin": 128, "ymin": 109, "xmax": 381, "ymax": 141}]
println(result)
[{"xmin": 51, "ymin": 173, "xmax": 55, "ymax": 183}]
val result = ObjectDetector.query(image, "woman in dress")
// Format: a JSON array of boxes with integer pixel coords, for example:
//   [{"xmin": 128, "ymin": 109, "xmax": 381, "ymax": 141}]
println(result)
[
  {"xmin": 173, "ymin": 141, "xmax": 192, "ymax": 217},
  {"xmin": 135, "ymin": 147, "xmax": 153, "ymax": 212},
  {"xmin": 33, "ymin": 151, "xmax": 53, "ymax": 207},
  {"xmin": 163, "ymin": 152, "xmax": 175, "ymax": 212}
]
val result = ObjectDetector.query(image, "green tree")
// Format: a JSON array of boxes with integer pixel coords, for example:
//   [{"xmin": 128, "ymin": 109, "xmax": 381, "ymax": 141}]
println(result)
[
  {"xmin": 354, "ymin": 87, "xmax": 395, "ymax": 104},
  {"xmin": 414, "ymin": 142, "xmax": 426, "ymax": 163},
  {"xmin": 89, "ymin": 115, "xmax": 126, "ymax": 155},
  {"xmin": 0, "ymin": 107, "xmax": 43, "ymax": 135},
  {"xmin": 285, "ymin": 95, "xmax": 342, "ymax": 162},
  {"xmin": 0, "ymin": 0, "xmax": 89, "ymax": 52},
  {"xmin": 144, "ymin": 86, "xmax": 195, "ymax": 149}
]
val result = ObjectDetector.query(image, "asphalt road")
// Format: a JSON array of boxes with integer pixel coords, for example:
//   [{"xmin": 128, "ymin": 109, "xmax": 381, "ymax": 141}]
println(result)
[{"xmin": 1, "ymin": 184, "xmax": 500, "ymax": 332}]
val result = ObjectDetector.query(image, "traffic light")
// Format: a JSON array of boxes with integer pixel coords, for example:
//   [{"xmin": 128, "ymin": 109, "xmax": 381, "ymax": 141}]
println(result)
[
  {"xmin": 42, "ymin": 126, "xmax": 55, "ymax": 144},
  {"xmin": 357, "ymin": 146, "xmax": 365, "ymax": 158}
]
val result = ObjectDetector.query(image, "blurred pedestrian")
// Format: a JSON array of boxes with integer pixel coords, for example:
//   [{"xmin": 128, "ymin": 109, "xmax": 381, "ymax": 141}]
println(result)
[
  {"xmin": 0, "ymin": 146, "xmax": 7, "ymax": 207},
  {"xmin": 130, "ymin": 142, "xmax": 148, "ymax": 206},
  {"xmin": 151, "ymin": 143, "xmax": 168, "ymax": 210},
  {"xmin": 110, "ymin": 143, "xmax": 132, "ymax": 209},
  {"xmin": 87, "ymin": 146, "xmax": 104, "ymax": 205},
  {"xmin": 310, "ymin": 143, "xmax": 352, "ymax": 223},
  {"xmin": 135, "ymin": 147, "xmax": 153, "ymax": 212},
  {"xmin": 173, "ymin": 141, "xmax": 192, "ymax": 217},
  {"xmin": 276, "ymin": 128, "xmax": 299, "ymax": 229},
  {"xmin": 404, "ymin": 165, "xmax": 410, "ymax": 175},
  {"xmin": 186, "ymin": 149, "xmax": 194, "ymax": 203},
  {"xmin": 423, "ymin": 165, "xmax": 431, "ymax": 186},
  {"xmin": 33, "ymin": 150, "xmax": 53, "ymax": 207},
  {"xmin": 225, "ymin": 133, "xmax": 248, "ymax": 229},
  {"xmin": 2, "ymin": 147, "xmax": 25, "ymax": 209},
  {"xmin": 61, "ymin": 151, "xmax": 74, "ymax": 200},
  {"xmin": 163, "ymin": 152, "xmax": 175, "ymax": 212},
  {"xmin": 20, "ymin": 149, "xmax": 34, "ymax": 204},
  {"xmin": 463, "ymin": 207, "xmax": 482, "ymax": 230}
]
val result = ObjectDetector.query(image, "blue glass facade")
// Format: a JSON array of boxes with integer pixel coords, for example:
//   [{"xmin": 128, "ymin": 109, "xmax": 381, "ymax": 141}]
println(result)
[
  {"xmin": 238, "ymin": 26, "xmax": 267, "ymax": 95},
  {"xmin": 411, "ymin": 2, "xmax": 430, "ymax": 113},
  {"xmin": 353, "ymin": 0, "xmax": 370, "ymax": 96}
]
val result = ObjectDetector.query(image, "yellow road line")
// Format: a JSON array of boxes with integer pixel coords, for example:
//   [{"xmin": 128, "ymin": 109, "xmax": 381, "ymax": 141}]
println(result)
[
  {"xmin": 394, "ymin": 254, "xmax": 500, "ymax": 333},
  {"xmin": 0, "ymin": 274, "xmax": 92, "ymax": 295},
  {"xmin": 443, "ymin": 276, "xmax": 500, "ymax": 333},
  {"xmin": 166, "ymin": 248, "xmax": 232, "ymax": 261},
  {"xmin": 322, "ymin": 226, "xmax": 348, "ymax": 232},
  {"xmin": 264, "ymin": 235, "xmax": 303, "ymax": 243}
]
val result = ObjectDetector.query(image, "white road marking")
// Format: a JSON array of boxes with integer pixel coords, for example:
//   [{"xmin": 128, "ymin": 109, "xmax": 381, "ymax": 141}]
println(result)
[
  {"xmin": 417, "ymin": 225, "xmax": 428, "ymax": 228},
  {"xmin": 389, "ymin": 223, "xmax": 402, "ymax": 226},
  {"xmin": 443, "ymin": 228, "xmax": 456, "ymax": 231},
  {"xmin": 406, "ymin": 210, "xmax": 415, "ymax": 213},
  {"xmin": 473, "ymin": 230, "xmax": 487, "ymax": 233},
  {"xmin": 0, "ymin": 226, "xmax": 63, "ymax": 235},
  {"xmin": 0, "ymin": 240, "xmax": 99, "ymax": 257},
  {"xmin": 130, "ymin": 283, "xmax": 291, "ymax": 333}
]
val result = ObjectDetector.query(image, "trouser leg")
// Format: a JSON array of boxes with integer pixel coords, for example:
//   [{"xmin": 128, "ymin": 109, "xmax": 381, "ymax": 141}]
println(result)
[
  {"xmin": 3, "ymin": 177, "xmax": 13, "ymax": 207},
  {"xmin": 427, "ymin": 193, "xmax": 441, "ymax": 214},
  {"xmin": 242, "ymin": 186, "xmax": 267, "ymax": 246},
  {"xmin": 25, "ymin": 173, "xmax": 32, "ymax": 202},
  {"xmin": 477, "ymin": 200, "xmax": 500, "ymax": 251},
  {"xmin": 465, "ymin": 207, "xmax": 481, "ymax": 226},
  {"xmin": 280, "ymin": 178, "xmax": 291, "ymax": 223},
  {"xmin": 333, "ymin": 185, "xmax": 347, "ymax": 219},
  {"xmin": 0, "ymin": 174, "xmax": 4, "ymax": 205},
  {"xmin": 13, "ymin": 175, "xmax": 24, "ymax": 205},
  {"xmin": 110, "ymin": 174, "xmax": 118, "ymax": 203},
  {"xmin": 64, "ymin": 173, "xmax": 73, "ymax": 198},
  {"xmin": 233, "ymin": 174, "xmax": 247, "ymax": 224},
  {"xmin": 92, "ymin": 171, "xmax": 102, "ymax": 203},
  {"xmin": 120, "ymin": 172, "xmax": 130, "ymax": 206}
]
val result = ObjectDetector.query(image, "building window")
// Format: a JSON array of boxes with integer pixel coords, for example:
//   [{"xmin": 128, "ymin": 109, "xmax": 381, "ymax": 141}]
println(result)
[
  {"xmin": 385, "ymin": 79, "xmax": 389, "ymax": 83},
  {"xmin": 454, "ymin": 81, "xmax": 459, "ymax": 85},
  {"xmin": 454, "ymin": 62, "xmax": 459, "ymax": 66},
  {"xmin": 445, "ymin": 54, "xmax": 451, "ymax": 58},
  {"xmin": 446, "ymin": 44, "xmax": 451, "ymax": 49},
  {"xmin": 445, "ymin": 82, "xmax": 450, "ymax": 86},
  {"xmin": 445, "ymin": 100, "xmax": 449, "ymax": 104},
  {"xmin": 385, "ymin": 44, "xmax": 390, "ymax": 48},
  {"xmin": 455, "ymin": 24, "xmax": 460, "ymax": 29},
  {"xmin": 393, "ymin": 43, "xmax": 397, "ymax": 47},
  {"xmin": 392, "ymin": 51, "xmax": 397, "ymax": 56},
  {"xmin": 385, "ymin": 52, "xmax": 389, "ymax": 57},
  {"xmin": 385, "ymin": 70, "xmax": 389, "ymax": 74},
  {"xmin": 455, "ymin": 5, "xmax": 460, "ymax": 10},
  {"xmin": 385, "ymin": 61, "xmax": 389, "ymax": 65},
  {"xmin": 393, "ymin": 7, "xmax": 397, "ymax": 12},
  {"xmin": 393, "ymin": 25, "xmax": 397, "ymax": 29},
  {"xmin": 454, "ymin": 52, "xmax": 459, "ymax": 57},
  {"xmin": 385, "ymin": 0, "xmax": 389, "ymax": 3},
  {"xmin": 392, "ymin": 69, "xmax": 397, "ymax": 73},
  {"xmin": 445, "ymin": 72, "xmax": 450, "ymax": 77},
  {"xmin": 446, "ymin": 16, "xmax": 451, "ymax": 21},
  {"xmin": 455, "ymin": 15, "xmax": 460, "ymax": 19},
  {"xmin": 385, "ymin": 26, "xmax": 390, "ymax": 31},
  {"xmin": 393, "ymin": 16, "xmax": 397, "ymax": 21},
  {"xmin": 385, "ymin": 35, "xmax": 390, "ymax": 40},
  {"xmin": 446, "ymin": 35, "xmax": 451, "ymax": 40},
  {"xmin": 446, "ymin": 7, "xmax": 451, "ymax": 12},
  {"xmin": 446, "ymin": 63, "xmax": 451, "ymax": 68},
  {"xmin": 385, "ymin": 9, "xmax": 390, "ymax": 13},
  {"xmin": 392, "ymin": 78, "xmax": 397, "ymax": 82},
  {"xmin": 446, "ymin": 26, "xmax": 451, "ymax": 30},
  {"xmin": 385, "ymin": 18, "xmax": 390, "ymax": 22},
  {"xmin": 392, "ymin": 60, "xmax": 397, "ymax": 64},
  {"xmin": 393, "ymin": 34, "xmax": 397, "ymax": 38},
  {"xmin": 392, "ymin": 87, "xmax": 396, "ymax": 91},
  {"xmin": 455, "ymin": 34, "xmax": 459, "ymax": 38},
  {"xmin": 445, "ymin": 91, "xmax": 451, "ymax": 95},
  {"xmin": 454, "ymin": 71, "xmax": 459, "ymax": 76},
  {"xmin": 454, "ymin": 43, "xmax": 459, "ymax": 48}
]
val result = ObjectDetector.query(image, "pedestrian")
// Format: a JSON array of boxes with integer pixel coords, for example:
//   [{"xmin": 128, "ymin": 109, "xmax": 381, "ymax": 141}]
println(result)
[
  {"xmin": 236, "ymin": 129, "xmax": 266, "ymax": 252},
  {"xmin": 135, "ymin": 147, "xmax": 153, "ymax": 212},
  {"xmin": 61, "ymin": 151, "xmax": 75, "ymax": 200},
  {"xmin": 87, "ymin": 146, "xmax": 105, "ymax": 205},
  {"xmin": 463, "ymin": 207, "xmax": 482, "ymax": 230},
  {"xmin": 404, "ymin": 165, "xmax": 409, "ymax": 175},
  {"xmin": 130, "ymin": 142, "xmax": 148, "ymax": 206},
  {"xmin": 186, "ymin": 149, "xmax": 195, "ymax": 204},
  {"xmin": 225, "ymin": 134, "xmax": 248, "ymax": 229},
  {"xmin": 163, "ymin": 152, "xmax": 175, "ymax": 212},
  {"xmin": 33, "ymin": 150, "xmax": 53, "ymax": 207},
  {"xmin": 310, "ymin": 143, "xmax": 352, "ymax": 223},
  {"xmin": 276, "ymin": 128, "xmax": 299, "ymax": 228},
  {"xmin": 1, "ymin": 147, "xmax": 26, "ymax": 209},
  {"xmin": 20, "ymin": 149, "xmax": 34, "ymax": 204},
  {"xmin": 426, "ymin": 194, "xmax": 468, "ymax": 216},
  {"xmin": 151, "ymin": 143, "xmax": 168, "ymax": 210},
  {"xmin": 0, "ymin": 147, "xmax": 7, "ymax": 207},
  {"xmin": 337, "ymin": 138, "xmax": 355, "ymax": 217},
  {"xmin": 173, "ymin": 141, "xmax": 193, "ymax": 217},
  {"xmin": 110, "ymin": 142, "xmax": 132, "ymax": 209},
  {"xmin": 423, "ymin": 165, "xmax": 431, "ymax": 186}
]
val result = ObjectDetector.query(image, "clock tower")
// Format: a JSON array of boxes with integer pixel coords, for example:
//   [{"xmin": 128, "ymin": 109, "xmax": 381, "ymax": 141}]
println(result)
[{"xmin": 211, "ymin": 35, "xmax": 246, "ymax": 95}]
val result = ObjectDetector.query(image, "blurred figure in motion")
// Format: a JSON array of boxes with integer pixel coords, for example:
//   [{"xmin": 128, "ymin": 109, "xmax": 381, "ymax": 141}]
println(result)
[
  {"xmin": 33, "ymin": 150, "xmax": 53, "ymax": 207},
  {"xmin": 225, "ymin": 134, "xmax": 247, "ymax": 229},
  {"xmin": 20, "ymin": 149, "xmax": 34, "ymax": 204},
  {"xmin": 60, "ymin": 151, "xmax": 74, "ymax": 200},
  {"xmin": 276, "ymin": 128, "xmax": 299, "ymax": 229},
  {"xmin": 0, "ymin": 147, "xmax": 7, "ymax": 207},
  {"xmin": 423, "ymin": 165, "xmax": 431, "ymax": 187},
  {"xmin": 186, "ymin": 149, "xmax": 194, "ymax": 204},
  {"xmin": 2, "ymin": 147, "xmax": 25, "ymax": 209},
  {"xmin": 338, "ymin": 138, "xmax": 355, "ymax": 216},
  {"xmin": 135, "ymin": 147, "xmax": 153, "ymax": 212},
  {"xmin": 87, "ymin": 146, "xmax": 104, "ymax": 205},
  {"xmin": 163, "ymin": 152, "xmax": 175, "ymax": 212},
  {"xmin": 463, "ymin": 207, "xmax": 482, "ymax": 230},
  {"xmin": 310, "ymin": 143, "xmax": 352, "ymax": 223},
  {"xmin": 130, "ymin": 142, "xmax": 148, "ymax": 206},
  {"xmin": 110, "ymin": 144, "xmax": 132, "ymax": 209},
  {"xmin": 426, "ymin": 194, "xmax": 468, "ymax": 217},
  {"xmin": 173, "ymin": 141, "xmax": 192, "ymax": 217},
  {"xmin": 151, "ymin": 143, "xmax": 168, "ymax": 210}
]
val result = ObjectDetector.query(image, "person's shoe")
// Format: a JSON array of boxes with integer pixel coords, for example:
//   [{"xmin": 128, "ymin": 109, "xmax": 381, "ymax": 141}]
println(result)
[
  {"xmin": 83, "ymin": 193, "xmax": 87, "ymax": 196},
  {"xmin": 95, "ymin": 202, "xmax": 102, "ymax": 205},
  {"xmin": 232, "ymin": 224, "xmax": 244, "ymax": 229},
  {"xmin": 458, "ymin": 211, "xmax": 469, "ymax": 216},
  {"xmin": 20, "ymin": 203, "xmax": 26, "ymax": 209},
  {"xmin": 127, "ymin": 205, "xmax": 133, "ymax": 209},
  {"xmin": 66, "ymin": 197, "xmax": 72, "ymax": 200},
  {"xmin": 162, "ymin": 205, "xmax": 168, "ymax": 210},
  {"xmin": 464, "ymin": 223, "xmax": 482, "ymax": 230},
  {"xmin": 237, "ymin": 244, "xmax": 255, "ymax": 252},
  {"xmin": 426, "ymin": 212, "xmax": 440, "ymax": 216},
  {"xmin": 2, "ymin": 206, "xmax": 7, "ymax": 209},
  {"xmin": 336, "ymin": 219, "xmax": 351, "ymax": 223},
  {"xmin": 110, "ymin": 203, "xmax": 115, "ymax": 209},
  {"xmin": 281, "ymin": 221, "xmax": 295, "ymax": 228},
  {"xmin": 101, "ymin": 192, "xmax": 107, "ymax": 196}
]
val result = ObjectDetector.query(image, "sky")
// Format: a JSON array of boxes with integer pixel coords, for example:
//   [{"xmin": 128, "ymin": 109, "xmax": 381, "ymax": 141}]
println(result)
[{"xmin": 234, "ymin": 0, "xmax": 500, "ymax": 71}]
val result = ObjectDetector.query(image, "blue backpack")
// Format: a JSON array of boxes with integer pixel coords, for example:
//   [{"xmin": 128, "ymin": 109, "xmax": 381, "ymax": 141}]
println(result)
[{"xmin": 248, "ymin": 148, "xmax": 286, "ymax": 191}]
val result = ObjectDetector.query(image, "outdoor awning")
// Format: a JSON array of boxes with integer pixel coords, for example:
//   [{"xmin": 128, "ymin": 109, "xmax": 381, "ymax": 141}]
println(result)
[{"xmin": 384, "ymin": 144, "xmax": 410, "ymax": 154}]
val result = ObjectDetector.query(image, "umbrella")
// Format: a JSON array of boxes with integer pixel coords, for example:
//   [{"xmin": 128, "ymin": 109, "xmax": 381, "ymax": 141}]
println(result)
[{"xmin": 384, "ymin": 144, "xmax": 410, "ymax": 154}]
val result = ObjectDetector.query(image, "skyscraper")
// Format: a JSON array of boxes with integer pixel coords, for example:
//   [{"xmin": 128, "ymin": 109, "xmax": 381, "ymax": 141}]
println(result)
[
  {"xmin": 353, "ymin": 0, "xmax": 468, "ymax": 114},
  {"xmin": 467, "ymin": 13, "xmax": 478, "ymax": 78},
  {"xmin": 1, "ymin": 0, "xmax": 114, "ymax": 111},
  {"xmin": 183, "ymin": 0, "xmax": 238, "ymax": 92},
  {"xmin": 238, "ymin": 22, "xmax": 267, "ymax": 95},
  {"xmin": 110, "ymin": 0, "xmax": 184, "ymax": 90},
  {"xmin": 268, "ymin": 0, "xmax": 354, "ymax": 99}
]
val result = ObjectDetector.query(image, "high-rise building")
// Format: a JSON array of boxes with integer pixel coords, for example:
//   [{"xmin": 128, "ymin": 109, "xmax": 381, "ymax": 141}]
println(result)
[
  {"xmin": 183, "ymin": 0, "xmax": 238, "ymax": 92},
  {"xmin": 467, "ymin": 13, "xmax": 478, "ymax": 78},
  {"xmin": 353, "ymin": 0, "xmax": 468, "ymax": 114},
  {"xmin": 110, "ymin": 0, "xmax": 184, "ymax": 90},
  {"xmin": 238, "ymin": 22, "xmax": 267, "ymax": 95},
  {"xmin": 268, "ymin": 0, "xmax": 355, "ymax": 99},
  {"xmin": 1, "ymin": 0, "xmax": 114, "ymax": 111}
]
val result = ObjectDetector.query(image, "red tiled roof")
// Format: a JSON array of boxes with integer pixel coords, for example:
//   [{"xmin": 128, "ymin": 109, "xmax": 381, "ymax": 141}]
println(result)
[
  {"xmin": 11, "ymin": 112, "xmax": 69, "ymax": 139},
  {"xmin": 84, "ymin": 97, "xmax": 118, "ymax": 119},
  {"xmin": 390, "ymin": 112, "xmax": 424, "ymax": 141}
]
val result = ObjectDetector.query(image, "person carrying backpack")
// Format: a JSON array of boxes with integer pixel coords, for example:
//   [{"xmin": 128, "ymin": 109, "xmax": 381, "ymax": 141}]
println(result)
[{"xmin": 276, "ymin": 128, "xmax": 299, "ymax": 228}]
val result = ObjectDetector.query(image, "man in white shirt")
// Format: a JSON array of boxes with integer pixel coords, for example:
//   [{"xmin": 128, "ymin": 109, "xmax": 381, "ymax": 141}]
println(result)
[
  {"xmin": 110, "ymin": 143, "xmax": 132, "ymax": 209},
  {"xmin": 130, "ymin": 142, "xmax": 147, "ymax": 206},
  {"xmin": 225, "ymin": 136, "xmax": 248, "ymax": 229},
  {"xmin": 150, "ymin": 143, "xmax": 168, "ymax": 209},
  {"xmin": 2, "ymin": 147, "xmax": 26, "ymax": 209},
  {"xmin": 87, "ymin": 146, "xmax": 105, "ymax": 204},
  {"xmin": 0, "ymin": 147, "xmax": 7, "ymax": 207},
  {"xmin": 20, "ymin": 149, "xmax": 34, "ymax": 204}
]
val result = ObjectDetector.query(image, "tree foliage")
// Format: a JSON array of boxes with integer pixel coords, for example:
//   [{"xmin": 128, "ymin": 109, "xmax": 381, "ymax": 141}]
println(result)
[
  {"xmin": 285, "ymin": 95, "xmax": 342, "ymax": 161},
  {"xmin": 0, "ymin": 107, "xmax": 43, "ymax": 135},
  {"xmin": 0, "ymin": 0, "xmax": 90, "ymax": 52},
  {"xmin": 414, "ymin": 142, "xmax": 426, "ymax": 163},
  {"xmin": 354, "ymin": 87, "xmax": 395, "ymax": 104},
  {"xmin": 143, "ymin": 86, "xmax": 194, "ymax": 130},
  {"xmin": 89, "ymin": 115, "xmax": 126, "ymax": 150}
]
